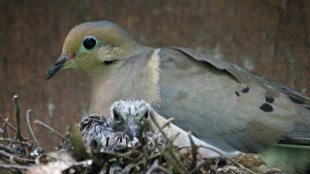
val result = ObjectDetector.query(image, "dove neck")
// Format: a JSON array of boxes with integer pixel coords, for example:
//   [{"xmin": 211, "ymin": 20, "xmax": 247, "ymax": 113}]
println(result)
[{"xmin": 88, "ymin": 48, "xmax": 161, "ymax": 118}]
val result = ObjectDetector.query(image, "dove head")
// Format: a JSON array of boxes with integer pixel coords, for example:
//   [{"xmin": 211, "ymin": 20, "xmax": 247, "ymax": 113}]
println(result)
[
  {"xmin": 110, "ymin": 99, "xmax": 150, "ymax": 138},
  {"xmin": 45, "ymin": 21, "xmax": 141, "ymax": 81}
]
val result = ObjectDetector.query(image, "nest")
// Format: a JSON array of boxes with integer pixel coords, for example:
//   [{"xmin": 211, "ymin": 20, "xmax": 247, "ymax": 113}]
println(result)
[{"xmin": 0, "ymin": 95, "xmax": 281, "ymax": 174}]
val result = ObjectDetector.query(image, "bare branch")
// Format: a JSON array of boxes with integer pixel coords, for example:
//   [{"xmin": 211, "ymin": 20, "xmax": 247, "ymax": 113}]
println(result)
[
  {"xmin": 149, "ymin": 112, "xmax": 168, "ymax": 140},
  {"xmin": 0, "ymin": 144, "xmax": 22, "ymax": 154},
  {"xmin": 180, "ymin": 145, "xmax": 257, "ymax": 174},
  {"xmin": 166, "ymin": 139, "xmax": 188, "ymax": 173},
  {"xmin": 146, "ymin": 160, "xmax": 172, "ymax": 174},
  {"xmin": 26, "ymin": 109, "xmax": 40, "ymax": 148},
  {"xmin": 0, "ymin": 163, "xmax": 31, "ymax": 170},
  {"xmin": 155, "ymin": 140, "xmax": 185, "ymax": 174},
  {"xmin": 34, "ymin": 119, "xmax": 69, "ymax": 143},
  {"xmin": 0, "ymin": 150, "xmax": 35, "ymax": 164},
  {"xmin": 12, "ymin": 95, "xmax": 24, "ymax": 142},
  {"xmin": 0, "ymin": 138, "xmax": 32, "ymax": 148},
  {"xmin": 0, "ymin": 116, "xmax": 16, "ymax": 132},
  {"xmin": 160, "ymin": 118, "xmax": 175, "ymax": 129},
  {"xmin": 188, "ymin": 133, "xmax": 198, "ymax": 169},
  {"xmin": 103, "ymin": 151, "xmax": 134, "ymax": 161},
  {"xmin": 0, "ymin": 116, "xmax": 28, "ymax": 140},
  {"xmin": 65, "ymin": 159, "xmax": 93, "ymax": 170},
  {"xmin": 189, "ymin": 158, "xmax": 214, "ymax": 174},
  {"xmin": 199, "ymin": 145, "xmax": 256, "ymax": 174},
  {"xmin": 2, "ymin": 119, "xmax": 8, "ymax": 139}
]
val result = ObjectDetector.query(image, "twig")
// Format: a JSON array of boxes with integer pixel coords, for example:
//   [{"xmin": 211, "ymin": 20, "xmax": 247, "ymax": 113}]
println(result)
[
  {"xmin": 0, "ymin": 116, "xmax": 28, "ymax": 140},
  {"xmin": 0, "ymin": 138, "xmax": 32, "ymax": 148},
  {"xmin": 26, "ymin": 109, "xmax": 40, "ymax": 148},
  {"xmin": 160, "ymin": 118, "xmax": 175, "ymax": 129},
  {"xmin": 0, "ymin": 150, "xmax": 35, "ymax": 164},
  {"xmin": 0, "ymin": 144, "xmax": 22, "ymax": 154},
  {"xmin": 0, "ymin": 163, "xmax": 31, "ymax": 170},
  {"xmin": 120, "ymin": 163, "xmax": 134, "ymax": 174},
  {"xmin": 174, "ymin": 149, "xmax": 191, "ymax": 166},
  {"xmin": 180, "ymin": 145, "xmax": 256, "ymax": 174},
  {"xmin": 199, "ymin": 145, "xmax": 256, "ymax": 174},
  {"xmin": 149, "ymin": 112, "xmax": 168, "ymax": 140},
  {"xmin": 68, "ymin": 159, "xmax": 93, "ymax": 168},
  {"xmin": 63, "ymin": 159, "xmax": 94, "ymax": 174},
  {"xmin": 166, "ymin": 139, "xmax": 188, "ymax": 173},
  {"xmin": 130, "ymin": 151, "xmax": 162, "ymax": 169},
  {"xmin": 101, "ymin": 162, "xmax": 109, "ymax": 174},
  {"xmin": 188, "ymin": 133, "xmax": 198, "ymax": 169},
  {"xmin": 2, "ymin": 119, "xmax": 8, "ymax": 139},
  {"xmin": 103, "ymin": 151, "xmax": 134, "ymax": 161},
  {"xmin": 12, "ymin": 95, "xmax": 24, "ymax": 142},
  {"xmin": 189, "ymin": 158, "xmax": 214, "ymax": 174},
  {"xmin": 145, "ymin": 160, "xmax": 172, "ymax": 174},
  {"xmin": 131, "ymin": 131, "xmax": 182, "ymax": 169},
  {"xmin": 0, "ymin": 116, "xmax": 16, "ymax": 132},
  {"xmin": 155, "ymin": 140, "xmax": 185, "ymax": 174},
  {"xmin": 34, "ymin": 119, "xmax": 69, "ymax": 143}
]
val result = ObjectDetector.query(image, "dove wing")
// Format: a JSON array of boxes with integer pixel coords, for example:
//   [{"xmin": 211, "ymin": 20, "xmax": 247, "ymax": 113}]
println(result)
[{"xmin": 156, "ymin": 47, "xmax": 310, "ymax": 153}]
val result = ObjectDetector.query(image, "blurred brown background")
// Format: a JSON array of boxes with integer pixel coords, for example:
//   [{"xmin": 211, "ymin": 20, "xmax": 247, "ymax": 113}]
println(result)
[{"xmin": 0, "ymin": 0, "xmax": 309, "ymax": 151}]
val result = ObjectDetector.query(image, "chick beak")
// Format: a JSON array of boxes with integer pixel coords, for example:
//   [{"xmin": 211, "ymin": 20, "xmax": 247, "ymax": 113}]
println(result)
[
  {"xmin": 45, "ymin": 55, "xmax": 75, "ymax": 81},
  {"xmin": 125, "ymin": 120, "xmax": 141, "ymax": 138}
]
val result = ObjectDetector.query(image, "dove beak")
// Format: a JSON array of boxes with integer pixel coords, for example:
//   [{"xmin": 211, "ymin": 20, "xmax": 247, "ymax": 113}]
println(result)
[{"xmin": 45, "ymin": 55, "xmax": 75, "ymax": 81}]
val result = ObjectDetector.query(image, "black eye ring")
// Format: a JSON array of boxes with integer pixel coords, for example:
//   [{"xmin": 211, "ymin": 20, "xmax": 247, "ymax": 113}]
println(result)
[{"xmin": 82, "ymin": 36, "xmax": 97, "ymax": 50}]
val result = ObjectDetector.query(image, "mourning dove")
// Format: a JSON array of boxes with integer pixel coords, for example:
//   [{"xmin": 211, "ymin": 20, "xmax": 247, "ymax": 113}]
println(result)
[{"xmin": 46, "ymin": 21, "xmax": 310, "ymax": 173}]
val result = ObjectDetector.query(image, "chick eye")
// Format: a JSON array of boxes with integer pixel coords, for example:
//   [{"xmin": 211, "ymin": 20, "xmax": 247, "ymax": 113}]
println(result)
[
  {"xmin": 113, "ymin": 109, "xmax": 121, "ymax": 121},
  {"xmin": 82, "ymin": 36, "xmax": 97, "ymax": 50},
  {"xmin": 143, "ymin": 112, "xmax": 148, "ymax": 119}
]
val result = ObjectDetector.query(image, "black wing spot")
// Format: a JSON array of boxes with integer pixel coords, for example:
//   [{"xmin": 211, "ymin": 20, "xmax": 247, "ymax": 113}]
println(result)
[
  {"xmin": 288, "ymin": 96, "xmax": 306, "ymax": 105},
  {"xmin": 167, "ymin": 57, "xmax": 173, "ymax": 62},
  {"xmin": 235, "ymin": 91, "xmax": 240, "ymax": 97},
  {"xmin": 265, "ymin": 96, "xmax": 275, "ymax": 103},
  {"xmin": 241, "ymin": 86, "xmax": 249, "ymax": 93},
  {"xmin": 259, "ymin": 103, "xmax": 273, "ymax": 112},
  {"xmin": 306, "ymin": 107, "xmax": 310, "ymax": 111}
]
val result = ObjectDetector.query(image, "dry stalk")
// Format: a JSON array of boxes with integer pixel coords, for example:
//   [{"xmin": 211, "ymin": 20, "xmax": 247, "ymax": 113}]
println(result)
[
  {"xmin": 34, "ymin": 119, "xmax": 69, "ymax": 143},
  {"xmin": 26, "ymin": 109, "xmax": 41, "ymax": 148}
]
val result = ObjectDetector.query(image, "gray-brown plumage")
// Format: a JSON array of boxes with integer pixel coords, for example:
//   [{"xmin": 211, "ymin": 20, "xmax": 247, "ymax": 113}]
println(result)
[{"xmin": 46, "ymin": 21, "xmax": 310, "ymax": 173}]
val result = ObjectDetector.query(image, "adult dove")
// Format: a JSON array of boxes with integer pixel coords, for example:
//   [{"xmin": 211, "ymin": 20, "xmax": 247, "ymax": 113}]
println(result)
[{"xmin": 45, "ymin": 21, "xmax": 310, "ymax": 173}]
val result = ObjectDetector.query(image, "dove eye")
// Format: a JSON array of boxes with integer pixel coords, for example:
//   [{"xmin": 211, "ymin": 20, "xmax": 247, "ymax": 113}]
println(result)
[{"xmin": 82, "ymin": 36, "xmax": 98, "ymax": 50}]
